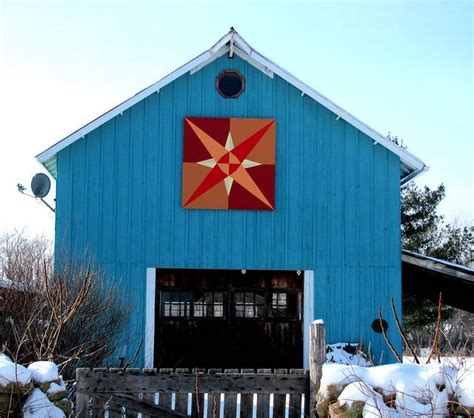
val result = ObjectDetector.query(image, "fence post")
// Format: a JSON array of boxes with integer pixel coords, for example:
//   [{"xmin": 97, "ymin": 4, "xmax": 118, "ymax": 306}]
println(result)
[
  {"xmin": 75, "ymin": 368, "xmax": 90, "ymax": 418},
  {"xmin": 309, "ymin": 319, "xmax": 326, "ymax": 418}
]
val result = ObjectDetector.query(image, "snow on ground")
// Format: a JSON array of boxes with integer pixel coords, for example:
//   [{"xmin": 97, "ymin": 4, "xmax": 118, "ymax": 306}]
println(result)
[
  {"xmin": 319, "ymin": 358, "xmax": 474, "ymax": 416},
  {"xmin": 326, "ymin": 342, "xmax": 372, "ymax": 367}
]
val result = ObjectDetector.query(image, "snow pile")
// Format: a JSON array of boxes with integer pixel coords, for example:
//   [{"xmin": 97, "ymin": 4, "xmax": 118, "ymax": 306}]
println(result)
[
  {"xmin": 326, "ymin": 343, "xmax": 372, "ymax": 367},
  {"xmin": 317, "ymin": 360, "xmax": 474, "ymax": 417},
  {"xmin": 0, "ymin": 355, "xmax": 70, "ymax": 417},
  {"xmin": 0, "ymin": 354, "xmax": 32, "ymax": 386},
  {"xmin": 23, "ymin": 388, "xmax": 65, "ymax": 418},
  {"xmin": 28, "ymin": 361, "xmax": 59, "ymax": 383}
]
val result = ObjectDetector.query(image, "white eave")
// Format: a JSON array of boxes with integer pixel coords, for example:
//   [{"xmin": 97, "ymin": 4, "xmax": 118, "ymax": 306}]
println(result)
[{"xmin": 36, "ymin": 29, "xmax": 428, "ymax": 183}]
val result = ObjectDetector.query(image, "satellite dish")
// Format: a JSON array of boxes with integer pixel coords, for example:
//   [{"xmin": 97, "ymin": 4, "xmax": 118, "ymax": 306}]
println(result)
[{"xmin": 31, "ymin": 173, "xmax": 51, "ymax": 198}]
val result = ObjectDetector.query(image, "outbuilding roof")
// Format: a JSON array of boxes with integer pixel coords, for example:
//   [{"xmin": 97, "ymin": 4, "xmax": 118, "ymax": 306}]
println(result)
[
  {"xmin": 402, "ymin": 250, "xmax": 474, "ymax": 312},
  {"xmin": 36, "ymin": 28, "xmax": 427, "ymax": 183}
]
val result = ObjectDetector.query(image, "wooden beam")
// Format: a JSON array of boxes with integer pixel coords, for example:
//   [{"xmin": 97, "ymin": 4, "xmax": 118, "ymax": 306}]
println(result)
[
  {"xmin": 76, "ymin": 369, "xmax": 308, "ymax": 395},
  {"xmin": 309, "ymin": 320, "xmax": 326, "ymax": 418}
]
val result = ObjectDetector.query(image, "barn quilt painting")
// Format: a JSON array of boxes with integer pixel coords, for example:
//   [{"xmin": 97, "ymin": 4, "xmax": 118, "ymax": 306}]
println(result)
[{"xmin": 182, "ymin": 117, "xmax": 276, "ymax": 210}]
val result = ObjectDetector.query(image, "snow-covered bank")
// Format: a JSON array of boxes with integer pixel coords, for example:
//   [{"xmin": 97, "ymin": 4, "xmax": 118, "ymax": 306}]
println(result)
[
  {"xmin": 0, "ymin": 355, "xmax": 70, "ymax": 417},
  {"xmin": 317, "ymin": 360, "xmax": 474, "ymax": 417}
]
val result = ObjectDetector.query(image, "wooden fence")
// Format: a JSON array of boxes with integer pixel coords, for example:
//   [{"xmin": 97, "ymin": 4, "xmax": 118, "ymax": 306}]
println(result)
[{"xmin": 74, "ymin": 321, "xmax": 326, "ymax": 417}]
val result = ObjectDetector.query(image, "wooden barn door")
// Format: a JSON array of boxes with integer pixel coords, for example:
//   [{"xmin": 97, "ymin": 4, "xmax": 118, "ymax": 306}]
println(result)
[{"xmin": 154, "ymin": 269, "xmax": 303, "ymax": 369}]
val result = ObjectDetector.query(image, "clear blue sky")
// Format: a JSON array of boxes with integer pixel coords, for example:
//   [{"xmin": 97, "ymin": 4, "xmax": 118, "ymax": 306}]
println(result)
[{"xmin": 0, "ymin": 0, "xmax": 472, "ymax": 238}]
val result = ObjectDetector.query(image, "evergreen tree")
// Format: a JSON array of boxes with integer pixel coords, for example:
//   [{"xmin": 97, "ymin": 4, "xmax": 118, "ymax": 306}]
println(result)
[{"xmin": 401, "ymin": 182, "xmax": 473, "ymax": 337}]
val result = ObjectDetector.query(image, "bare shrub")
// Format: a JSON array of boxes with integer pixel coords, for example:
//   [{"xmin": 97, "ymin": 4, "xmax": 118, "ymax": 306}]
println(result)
[
  {"xmin": 0, "ymin": 231, "xmax": 130, "ymax": 379},
  {"xmin": 407, "ymin": 307, "xmax": 474, "ymax": 358}
]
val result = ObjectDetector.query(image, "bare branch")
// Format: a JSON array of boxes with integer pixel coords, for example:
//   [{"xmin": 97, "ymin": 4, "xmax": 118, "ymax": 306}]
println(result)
[
  {"xmin": 390, "ymin": 297, "xmax": 420, "ymax": 363},
  {"xmin": 378, "ymin": 304, "xmax": 402, "ymax": 363}
]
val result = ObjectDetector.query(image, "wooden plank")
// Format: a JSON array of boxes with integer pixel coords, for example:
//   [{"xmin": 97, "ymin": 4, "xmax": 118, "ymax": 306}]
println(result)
[
  {"xmin": 141, "ymin": 392, "xmax": 156, "ymax": 418},
  {"xmin": 256, "ymin": 393, "xmax": 270, "ymax": 418},
  {"xmin": 288, "ymin": 370, "xmax": 306, "ymax": 418},
  {"xmin": 256, "ymin": 369, "xmax": 271, "ymax": 417},
  {"xmin": 273, "ymin": 369, "xmax": 288, "ymax": 418},
  {"xmin": 128, "ymin": 368, "xmax": 144, "ymax": 418},
  {"xmin": 239, "ymin": 393, "xmax": 254, "ymax": 417},
  {"xmin": 191, "ymin": 393, "xmax": 204, "ymax": 418},
  {"xmin": 76, "ymin": 372, "xmax": 308, "ymax": 394},
  {"xmin": 240, "ymin": 369, "xmax": 255, "ymax": 417},
  {"xmin": 160, "ymin": 392, "xmax": 173, "ymax": 410},
  {"xmin": 175, "ymin": 393, "xmax": 190, "ymax": 416},
  {"xmin": 288, "ymin": 394, "xmax": 302, "ymax": 418},
  {"xmin": 206, "ymin": 393, "xmax": 220, "ymax": 418},
  {"xmin": 191, "ymin": 368, "xmax": 204, "ymax": 418},
  {"xmin": 106, "ymin": 399, "xmax": 123, "ymax": 418},
  {"xmin": 272, "ymin": 394, "xmax": 286, "ymax": 418},
  {"xmin": 89, "ymin": 370, "xmax": 108, "ymax": 418},
  {"xmin": 91, "ymin": 396, "xmax": 106, "ymax": 417},
  {"xmin": 75, "ymin": 392, "xmax": 89, "ymax": 418},
  {"xmin": 206, "ymin": 370, "xmax": 221, "ymax": 418},
  {"xmin": 175, "ymin": 369, "xmax": 190, "ymax": 416},
  {"xmin": 223, "ymin": 393, "xmax": 237, "ymax": 418},
  {"xmin": 303, "ymin": 393, "xmax": 309, "ymax": 418}
]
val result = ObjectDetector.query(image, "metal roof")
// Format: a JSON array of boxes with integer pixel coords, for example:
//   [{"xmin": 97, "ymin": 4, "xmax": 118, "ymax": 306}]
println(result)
[
  {"xmin": 402, "ymin": 250, "xmax": 474, "ymax": 312},
  {"xmin": 36, "ymin": 29, "xmax": 428, "ymax": 182}
]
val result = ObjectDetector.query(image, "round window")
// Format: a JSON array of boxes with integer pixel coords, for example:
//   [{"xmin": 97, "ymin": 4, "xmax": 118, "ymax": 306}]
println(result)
[{"xmin": 216, "ymin": 70, "xmax": 245, "ymax": 98}]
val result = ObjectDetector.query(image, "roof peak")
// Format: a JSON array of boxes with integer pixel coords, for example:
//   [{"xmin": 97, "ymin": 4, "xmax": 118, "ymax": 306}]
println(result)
[{"xmin": 36, "ymin": 30, "xmax": 427, "ymax": 183}]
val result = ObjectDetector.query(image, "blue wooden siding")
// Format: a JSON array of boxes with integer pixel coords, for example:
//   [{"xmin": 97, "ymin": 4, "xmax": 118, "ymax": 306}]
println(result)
[{"xmin": 55, "ymin": 54, "xmax": 402, "ymax": 364}]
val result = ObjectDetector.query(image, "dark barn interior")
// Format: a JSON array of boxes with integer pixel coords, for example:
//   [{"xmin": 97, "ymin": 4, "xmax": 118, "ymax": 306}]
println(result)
[{"xmin": 154, "ymin": 269, "xmax": 303, "ymax": 369}]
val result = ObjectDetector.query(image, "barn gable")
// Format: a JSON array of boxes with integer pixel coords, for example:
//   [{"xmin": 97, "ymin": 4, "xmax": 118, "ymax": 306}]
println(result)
[{"xmin": 36, "ymin": 29, "xmax": 426, "ymax": 183}]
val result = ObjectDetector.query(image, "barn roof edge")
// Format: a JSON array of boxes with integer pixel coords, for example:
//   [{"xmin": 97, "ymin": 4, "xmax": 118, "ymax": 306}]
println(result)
[{"xmin": 36, "ymin": 29, "xmax": 427, "ymax": 183}]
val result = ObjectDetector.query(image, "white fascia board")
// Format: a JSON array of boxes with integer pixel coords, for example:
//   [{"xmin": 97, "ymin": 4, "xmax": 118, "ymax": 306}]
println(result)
[
  {"xmin": 231, "ymin": 33, "xmax": 426, "ymax": 174},
  {"xmin": 190, "ymin": 46, "xmax": 228, "ymax": 75},
  {"xmin": 191, "ymin": 46, "xmax": 274, "ymax": 79},
  {"xmin": 209, "ymin": 31, "xmax": 234, "ymax": 54},
  {"xmin": 233, "ymin": 47, "xmax": 274, "ymax": 78}
]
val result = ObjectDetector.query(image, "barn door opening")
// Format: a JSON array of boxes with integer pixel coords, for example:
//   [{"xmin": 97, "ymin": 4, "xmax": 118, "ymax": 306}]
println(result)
[{"xmin": 154, "ymin": 269, "xmax": 303, "ymax": 369}]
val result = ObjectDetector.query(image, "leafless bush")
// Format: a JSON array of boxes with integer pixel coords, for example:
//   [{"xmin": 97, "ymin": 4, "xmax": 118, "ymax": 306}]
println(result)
[
  {"xmin": 0, "ymin": 230, "xmax": 51, "ymax": 286},
  {"xmin": 407, "ymin": 308, "xmax": 474, "ymax": 358},
  {"xmin": 0, "ymin": 231, "xmax": 130, "ymax": 379}
]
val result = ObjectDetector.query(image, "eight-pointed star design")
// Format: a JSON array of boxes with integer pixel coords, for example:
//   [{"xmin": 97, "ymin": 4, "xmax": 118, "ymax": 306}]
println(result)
[{"xmin": 182, "ymin": 117, "xmax": 275, "ymax": 210}]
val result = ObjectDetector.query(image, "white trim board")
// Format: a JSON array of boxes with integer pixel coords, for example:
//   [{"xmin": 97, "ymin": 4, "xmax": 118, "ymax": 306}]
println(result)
[
  {"xmin": 36, "ymin": 29, "xmax": 427, "ymax": 183},
  {"xmin": 303, "ymin": 270, "xmax": 315, "ymax": 370},
  {"xmin": 144, "ymin": 267, "xmax": 156, "ymax": 368}
]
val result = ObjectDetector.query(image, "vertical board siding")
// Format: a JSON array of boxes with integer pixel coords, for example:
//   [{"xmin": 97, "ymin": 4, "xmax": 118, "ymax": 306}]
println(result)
[{"xmin": 55, "ymin": 54, "xmax": 402, "ymax": 363}]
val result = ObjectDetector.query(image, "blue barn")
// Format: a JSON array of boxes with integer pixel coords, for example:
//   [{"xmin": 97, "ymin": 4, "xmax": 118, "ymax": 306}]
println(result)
[{"xmin": 37, "ymin": 29, "xmax": 427, "ymax": 368}]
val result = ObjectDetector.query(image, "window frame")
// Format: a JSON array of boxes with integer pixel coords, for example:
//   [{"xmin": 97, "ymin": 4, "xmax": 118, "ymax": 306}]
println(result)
[
  {"xmin": 216, "ymin": 70, "xmax": 245, "ymax": 98},
  {"xmin": 158, "ymin": 288, "xmax": 302, "ymax": 322}
]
